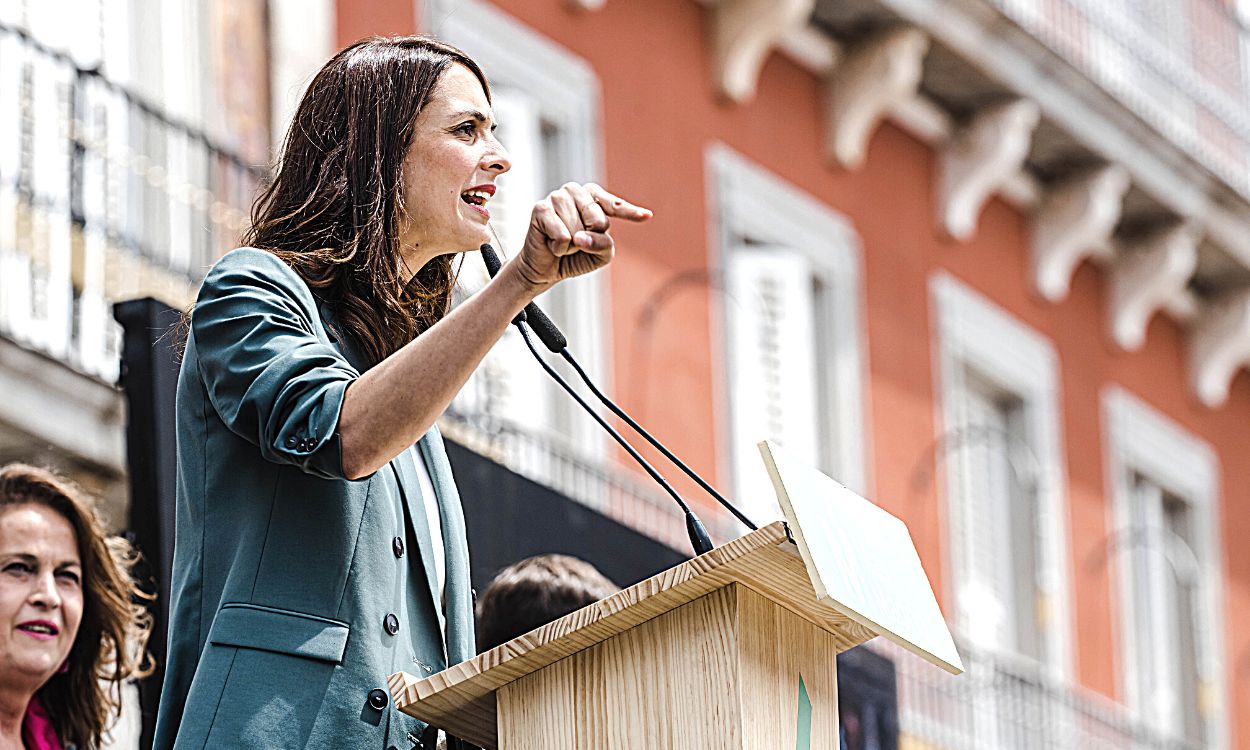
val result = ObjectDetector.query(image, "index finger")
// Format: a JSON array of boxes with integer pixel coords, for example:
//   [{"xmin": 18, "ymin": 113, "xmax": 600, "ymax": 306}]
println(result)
[{"xmin": 587, "ymin": 183, "xmax": 653, "ymax": 222}]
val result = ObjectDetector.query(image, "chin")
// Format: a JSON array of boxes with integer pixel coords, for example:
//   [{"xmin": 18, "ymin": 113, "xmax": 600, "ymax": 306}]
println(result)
[
  {"xmin": 7, "ymin": 654, "xmax": 61, "ymax": 682},
  {"xmin": 463, "ymin": 227, "xmax": 491, "ymax": 250}
]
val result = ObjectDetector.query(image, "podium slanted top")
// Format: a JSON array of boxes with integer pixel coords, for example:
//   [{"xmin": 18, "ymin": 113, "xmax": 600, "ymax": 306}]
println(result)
[{"xmin": 760, "ymin": 440, "xmax": 964, "ymax": 675}]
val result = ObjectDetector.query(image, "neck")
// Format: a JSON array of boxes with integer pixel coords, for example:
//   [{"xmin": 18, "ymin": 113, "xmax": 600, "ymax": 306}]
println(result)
[
  {"xmin": 0, "ymin": 684, "xmax": 32, "ymax": 749},
  {"xmin": 399, "ymin": 244, "xmax": 441, "ymax": 284}
]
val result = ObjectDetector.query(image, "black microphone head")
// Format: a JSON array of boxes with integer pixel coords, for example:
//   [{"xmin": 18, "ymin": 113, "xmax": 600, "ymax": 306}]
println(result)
[
  {"xmin": 480, "ymin": 244, "xmax": 528, "ymax": 325},
  {"xmin": 685, "ymin": 511, "xmax": 714, "ymax": 556},
  {"xmin": 479, "ymin": 243, "xmax": 503, "ymax": 277},
  {"xmin": 525, "ymin": 302, "xmax": 568, "ymax": 353}
]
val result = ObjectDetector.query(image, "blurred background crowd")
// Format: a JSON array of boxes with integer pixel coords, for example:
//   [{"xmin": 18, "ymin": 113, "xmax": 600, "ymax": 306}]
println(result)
[{"xmin": 3, "ymin": 0, "xmax": 1250, "ymax": 748}]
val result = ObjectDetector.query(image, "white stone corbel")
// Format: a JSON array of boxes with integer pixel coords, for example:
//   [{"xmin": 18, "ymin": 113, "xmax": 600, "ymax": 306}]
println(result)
[
  {"xmin": 1108, "ymin": 224, "xmax": 1199, "ymax": 351},
  {"xmin": 1189, "ymin": 289, "xmax": 1250, "ymax": 408},
  {"xmin": 1031, "ymin": 165, "xmax": 1130, "ymax": 301},
  {"xmin": 712, "ymin": 0, "xmax": 816, "ymax": 104},
  {"xmin": 826, "ymin": 26, "xmax": 929, "ymax": 170},
  {"xmin": 938, "ymin": 99, "xmax": 1040, "ymax": 241}
]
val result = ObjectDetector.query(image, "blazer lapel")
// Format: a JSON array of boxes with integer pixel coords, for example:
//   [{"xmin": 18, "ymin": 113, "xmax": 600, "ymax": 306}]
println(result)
[
  {"xmin": 391, "ymin": 448, "xmax": 441, "ymax": 635},
  {"xmin": 418, "ymin": 426, "xmax": 475, "ymax": 664}
]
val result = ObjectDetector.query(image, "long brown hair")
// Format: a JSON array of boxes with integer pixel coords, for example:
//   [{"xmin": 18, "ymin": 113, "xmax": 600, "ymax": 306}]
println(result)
[
  {"xmin": 0, "ymin": 464, "xmax": 153, "ymax": 750},
  {"xmin": 243, "ymin": 36, "xmax": 491, "ymax": 367}
]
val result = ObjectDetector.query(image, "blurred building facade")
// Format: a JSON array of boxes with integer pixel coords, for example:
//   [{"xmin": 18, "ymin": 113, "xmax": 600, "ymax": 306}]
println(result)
[
  {"xmin": 0, "ymin": 1, "xmax": 268, "ymax": 744},
  {"xmin": 6, "ymin": 0, "xmax": 1250, "ymax": 749},
  {"xmin": 0, "ymin": 0, "xmax": 267, "ymax": 524},
  {"xmin": 334, "ymin": 1, "xmax": 1250, "ymax": 748}
]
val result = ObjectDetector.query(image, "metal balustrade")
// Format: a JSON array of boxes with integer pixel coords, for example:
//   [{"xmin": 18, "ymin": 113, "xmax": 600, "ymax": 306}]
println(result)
[
  {"xmin": 439, "ymin": 408, "xmax": 1217, "ymax": 749},
  {"xmin": 439, "ymin": 407, "xmax": 745, "ymax": 553},
  {"xmin": 990, "ymin": 0, "xmax": 1250, "ymax": 199},
  {"xmin": 0, "ymin": 22, "xmax": 262, "ymax": 381},
  {"xmin": 877, "ymin": 638, "xmax": 1204, "ymax": 750}
]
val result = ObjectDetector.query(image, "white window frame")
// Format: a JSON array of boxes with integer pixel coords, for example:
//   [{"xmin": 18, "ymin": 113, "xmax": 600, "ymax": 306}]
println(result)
[
  {"xmin": 931, "ymin": 271, "xmax": 1074, "ymax": 680},
  {"xmin": 707, "ymin": 143, "xmax": 870, "ymax": 512},
  {"xmin": 1103, "ymin": 386, "xmax": 1227, "ymax": 750},
  {"xmin": 267, "ymin": 0, "xmax": 333, "ymax": 151},
  {"xmin": 431, "ymin": 0, "xmax": 609, "ymax": 457}
]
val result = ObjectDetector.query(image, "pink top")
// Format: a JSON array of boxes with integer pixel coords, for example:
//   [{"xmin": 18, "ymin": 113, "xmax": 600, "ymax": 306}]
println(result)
[{"xmin": 22, "ymin": 695, "xmax": 63, "ymax": 750}]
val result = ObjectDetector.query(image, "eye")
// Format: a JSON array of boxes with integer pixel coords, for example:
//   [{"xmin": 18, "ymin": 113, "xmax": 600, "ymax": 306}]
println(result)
[
  {"xmin": 3, "ymin": 561, "xmax": 33, "ymax": 577},
  {"xmin": 453, "ymin": 121, "xmax": 477, "ymax": 137},
  {"xmin": 56, "ymin": 569, "xmax": 81, "ymax": 587}
]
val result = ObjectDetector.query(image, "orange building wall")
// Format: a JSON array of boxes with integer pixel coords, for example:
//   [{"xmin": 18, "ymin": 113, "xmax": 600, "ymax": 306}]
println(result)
[{"xmin": 340, "ymin": 0, "xmax": 1250, "ymax": 741}]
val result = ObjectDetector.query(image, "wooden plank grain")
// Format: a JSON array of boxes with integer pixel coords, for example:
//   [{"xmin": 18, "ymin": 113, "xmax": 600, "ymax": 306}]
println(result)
[{"xmin": 388, "ymin": 521, "xmax": 876, "ymax": 746}]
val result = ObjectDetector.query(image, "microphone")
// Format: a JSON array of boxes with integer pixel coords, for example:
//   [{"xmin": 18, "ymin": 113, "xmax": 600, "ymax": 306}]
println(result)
[
  {"xmin": 516, "ymin": 324, "xmax": 713, "ymax": 556},
  {"xmin": 478, "ymin": 244, "xmax": 714, "ymax": 555},
  {"xmin": 478, "ymin": 247, "xmax": 566, "ymax": 349},
  {"xmin": 479, "ymin": 244, "xmax": 757, "ymax": 532}
]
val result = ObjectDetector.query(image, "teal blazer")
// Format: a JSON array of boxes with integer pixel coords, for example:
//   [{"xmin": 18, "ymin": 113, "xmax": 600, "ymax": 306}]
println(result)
[{"xmin": 154, "ymin": 248, "xmax": 475, "ymax": 749}]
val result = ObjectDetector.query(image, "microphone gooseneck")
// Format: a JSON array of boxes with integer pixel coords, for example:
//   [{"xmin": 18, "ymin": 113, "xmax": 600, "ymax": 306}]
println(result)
[
  {"xmin": 478, "ymin": 243, "xmax": 715, "ymax": 556},
  {"xmin": 514, "ymin": 324, "xmax": 714, "ymax": 556},
  {"xmin": 478, "ymin": 245, "xmax": 757, "ymax": 532},
  {"xmin": 557, "ymin": 349, "xmax": 758, "ymax": 531}
]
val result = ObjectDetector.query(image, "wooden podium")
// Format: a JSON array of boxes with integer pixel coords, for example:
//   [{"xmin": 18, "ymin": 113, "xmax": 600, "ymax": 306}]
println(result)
[{"xmin": 389, "ymin": 442, "xmax": 962, "ymax": 749}]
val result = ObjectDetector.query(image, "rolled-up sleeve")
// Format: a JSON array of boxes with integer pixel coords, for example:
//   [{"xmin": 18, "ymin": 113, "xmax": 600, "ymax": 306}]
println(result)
[{"xmin": 191, "ymin": 248, "xmax": 360, "ymax": 480}]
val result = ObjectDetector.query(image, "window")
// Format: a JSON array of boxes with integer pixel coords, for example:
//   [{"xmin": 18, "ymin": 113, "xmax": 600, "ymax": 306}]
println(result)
[
  {"xmin": 433, "ymin": 0, "xmax": 608, "ymax": 460},
  {"xmin": 951, "ymin": 372, "xmax": 1042, "ymax": 659},
  {"xmin": 1104, "ymin": 387, "xmax": 1225, "ymax": 749},
  {"xmin": 709, "ymin": 144, "xmax": 868, "ymax": 523},
  {"xmin": 0, "ymin": 0, "xmax": 255, "ymax": 380},
  {"xmin": 931, "ymin": 272, "xmax": 1073, "ymax": 676}
]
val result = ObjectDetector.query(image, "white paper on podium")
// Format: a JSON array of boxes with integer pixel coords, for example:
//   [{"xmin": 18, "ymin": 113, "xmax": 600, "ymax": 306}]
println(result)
[{"xmin": 760, "ymin": 440, "xmax": 964, "ymax": 675}]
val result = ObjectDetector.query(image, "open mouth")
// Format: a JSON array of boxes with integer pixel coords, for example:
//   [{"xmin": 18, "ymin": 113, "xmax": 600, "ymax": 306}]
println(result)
[
  {"xmin": 460, "ymin": 186, "xmax": 493, "ymax": 220},
  {"xmin": 17, "ymin": 622, "xmax": 59, "ymax": 639},
  {"xmin": 460, "ymin": 189, "xmax": 491, "ymax": 207}
]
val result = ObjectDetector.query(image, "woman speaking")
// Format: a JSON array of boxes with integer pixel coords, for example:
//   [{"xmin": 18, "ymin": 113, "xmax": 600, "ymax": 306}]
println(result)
[{"xmin": 153, "ymin": 36, "xmax": 650, "ymax": 749}]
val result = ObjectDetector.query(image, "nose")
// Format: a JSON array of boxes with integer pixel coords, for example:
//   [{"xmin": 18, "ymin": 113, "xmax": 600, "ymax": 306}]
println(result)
[
  {"xmin": 482, "ymin": 134, "xmax": 511, "ymax": 175},
  {"xmin": 28, "ymin": 571, "xmax": 61, "ymax": 610}
]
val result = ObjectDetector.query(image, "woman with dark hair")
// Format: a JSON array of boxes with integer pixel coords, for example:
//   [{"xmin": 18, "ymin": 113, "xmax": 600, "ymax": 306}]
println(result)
[
  {"xmin": 0, "ymin": 463, "xmax": 152, "ymax": 750},
  {"xmin": 154, "ymin": 36, "xmax": 650, "ymax": 750}
]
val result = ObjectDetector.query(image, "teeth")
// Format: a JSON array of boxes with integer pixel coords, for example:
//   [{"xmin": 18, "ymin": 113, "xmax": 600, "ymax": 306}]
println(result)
[
  {"xmin": 461, "ymin": 190, "xmax": 490, "ymax": 205},
  {"xmin": 20, "ymin": 624, "xmax": 54, "ymax": 634}
]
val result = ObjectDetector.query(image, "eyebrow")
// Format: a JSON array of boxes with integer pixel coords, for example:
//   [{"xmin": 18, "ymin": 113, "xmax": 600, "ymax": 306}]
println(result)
[
  {"xmin": 1, "ymin": 553, "xmax": 80, "ymax": 567},
  {"xmin": 446, "ymin": 109, "xmax": 493, "ymax": 126}
]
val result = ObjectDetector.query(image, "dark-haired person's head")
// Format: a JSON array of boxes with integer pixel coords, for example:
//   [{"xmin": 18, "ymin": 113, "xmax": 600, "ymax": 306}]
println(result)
[
  {"xmin": 475, "ymin": 554, "xmax": 620, "ymax": 653},
  {"xmin": 0, "ymin": 463, "xmax": 151, "ymax": 750},
  {"xmin": 245, "ymin": 35, "xmax": 510, "ymax": 368}
]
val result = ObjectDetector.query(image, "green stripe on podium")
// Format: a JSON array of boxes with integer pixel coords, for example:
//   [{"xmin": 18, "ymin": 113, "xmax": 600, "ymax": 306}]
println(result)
[{"xmin": 795, "ymin": 674, "xmax": 812, "ymax": 749}]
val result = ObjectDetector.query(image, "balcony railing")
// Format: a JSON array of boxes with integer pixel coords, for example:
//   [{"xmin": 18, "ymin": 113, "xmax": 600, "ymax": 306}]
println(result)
[
  {"xmin": 439, "ymin": 406, "xmax": 745, "ymax": 553},
  {"xmin": 880, "ymin": 637, "xmax": 1204, "ymax": 750},
  {"xmin": 444, "ymin": 408, "xmax": 1209, "ymax": 748},
  {"xmin": 990, "ymin": 0, "xmax": 1250, "ymax": 199},
  {"xmin": 0, "ymin": 22, "xmax": 262, "ymax": 381}
]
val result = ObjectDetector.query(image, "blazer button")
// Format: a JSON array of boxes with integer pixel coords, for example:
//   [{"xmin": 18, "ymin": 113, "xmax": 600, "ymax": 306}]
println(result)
[
  {"xmin": 392, "ymin": 536, "xmax": 405, "ymax": 558},
  {"xmin": 384, "ymin": 613, "xmax": 400, "ymax": 636},
  {"xmin": 285, "ymin": 435, "xmax": 299, "ymax": 448},
  {"xmin": 367, "ymin": 688, "xmax": 388, "ymax": 710}
]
